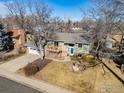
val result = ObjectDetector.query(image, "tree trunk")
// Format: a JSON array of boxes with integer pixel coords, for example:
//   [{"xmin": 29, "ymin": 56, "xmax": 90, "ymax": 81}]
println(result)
[
  {"xmin": 96, "ymin": 40, "xmax": 100, "ymax": 52},
  {"xmin": 119, "ymin": 34, "xmax": 124, "ymax": 52},
  {"xmin": 39, "ymin": 44, "xmax": 42, "ymax": 60},
  {"xmin": 43, "ymin": 46, "xmax": 45, "ymax": 60},
  {"xmin": 95, "ymin": 40, "xmax": 101, "ymax": 60}
]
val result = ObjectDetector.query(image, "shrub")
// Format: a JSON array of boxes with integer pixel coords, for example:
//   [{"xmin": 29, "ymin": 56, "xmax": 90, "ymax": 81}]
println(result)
[
  {"xmin": 82, "ymin": 55, "xmax": 94, "ymax": 62},
  {"xmin": 24, "ymin": 59, "xmax": 52, "ymax": 76},
  {"xmin": 81, "ymin": 54, "xmax": 97, "ymax": 65},
  {"xmin": 0, "ymin": 54, "xmax": 15, "ymax": 61},
  {"xmin": 18, "ymin": 47, "xmax": 26, "ymax": 54},
  {"xmin": 0, "ymin": 53, "xmax": 22, "ymax": 62},
  {"xmin": 24, "ymin": 63, "xmax": 39, "ymax": 76},
  {"xmin": 71, "ymin": 55, "xmax": 81, "ymax": 61},
  {"xmin": 71, "ymin": 54, "xmax": 97, "ymax": 66},
  {"xmin": 89, "ymin": 60, "xmax": 97, "ymax": 65}
]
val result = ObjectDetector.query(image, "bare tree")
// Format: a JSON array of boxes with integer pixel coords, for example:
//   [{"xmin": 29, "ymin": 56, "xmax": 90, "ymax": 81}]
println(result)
[
  {"xmin": 51, "ymin": 16, "xmax": 64, "ymax": 32},
  {"xmin": 5, "ymin": 0, "xmax": 55, "ymax": 60},
  {"xmin": 81, "ymin": 0, "xmax": 124, "ymax": 76},
  {"xmin": 66, "ymin": 19, "xmax": 72, "ymax": 32},
  {"xmin": 5, "ymin": 0, "xmax": 27, "ymax": 30},
  {"xmin": 32, "ymin": 0, "xmax": 53, "ymax": 60},
  {"xmin": 81, "ymin": 0, "xmax": 124, "ymax": 55},
  {"xmin": 26, "ymin": 0, "xmax": 54, "ymax": 60}
]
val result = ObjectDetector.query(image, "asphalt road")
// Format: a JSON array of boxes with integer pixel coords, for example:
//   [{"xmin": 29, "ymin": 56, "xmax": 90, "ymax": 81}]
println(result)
[{"xmin": 0, "ymin": 76, "xmax": 42, "ymax": 93}]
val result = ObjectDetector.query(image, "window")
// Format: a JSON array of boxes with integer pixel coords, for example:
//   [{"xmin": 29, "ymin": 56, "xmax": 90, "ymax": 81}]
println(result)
[
  {"xmin": 78, "ymin": 43, "xmax": 82, "ymax": 48},
  {"xmin": 54, "ymin": 41, "xmax": 58, "ymax": 46},
  {"xmin": 68, "ymin": 43, "xmax": 74, "ymax": 47}
]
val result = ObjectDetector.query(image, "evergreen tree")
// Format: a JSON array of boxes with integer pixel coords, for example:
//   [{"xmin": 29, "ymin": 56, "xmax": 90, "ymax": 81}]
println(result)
[
  {"xmin": 0, "ymin": 23, "xmax": 14, "ymax": 51},
  {"xmin": 0, "ymin": 24, "xmax": 4, "ymax": 30}
]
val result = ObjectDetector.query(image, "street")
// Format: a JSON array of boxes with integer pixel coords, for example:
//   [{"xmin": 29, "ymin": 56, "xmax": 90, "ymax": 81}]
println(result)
[{"xmin": 0, "ymin": 76, "xmax": 42, "ymax": 93}]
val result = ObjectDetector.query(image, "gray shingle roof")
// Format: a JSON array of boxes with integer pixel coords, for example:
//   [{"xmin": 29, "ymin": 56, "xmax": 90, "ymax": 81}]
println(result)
[{"xmin": 50, "ymin": 32, "xmax": 91, "ymax": 44}]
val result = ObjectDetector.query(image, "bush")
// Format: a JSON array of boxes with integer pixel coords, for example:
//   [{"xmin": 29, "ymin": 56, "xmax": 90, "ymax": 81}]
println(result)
[
  {"xmin": 18, "ymin": 47, "xmax": 26, "ymax": 54},
  {"xmin": 24, "ymin": 63, "xmax": 39, "ymax": 76},
  {"xmin": 71, "ymin": 54, "xmax": 97, "ymax": 66},
  {"xmin": 0, "ymin": 54, "xmax": 15, "ymax": 61},
  {"xmin": 0, "ymin": 53, "xmax": 23, "ymax": 62},
  {"xmin": 89, "ymin": 60, "xmax": 97, "ymax": 65},
  {"xmin": 82, "ymin": 55, "xmax": 94, "ymax": 62},
  {"xmin": 71, "ymin": 55, "xmax": 81, "ymax": 61},
  {"xmin": 81, "ymin": 54, "xmax": 97, "ymax": 65},
  {"xmin": 24, "ymin": 59, "xmax": 52, "ymax": 76}
]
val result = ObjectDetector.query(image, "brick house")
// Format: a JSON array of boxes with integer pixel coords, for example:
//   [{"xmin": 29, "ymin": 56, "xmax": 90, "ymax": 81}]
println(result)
[{"xmin": 9, "ymin": 29, "xmax": 25, "ymax": 49}]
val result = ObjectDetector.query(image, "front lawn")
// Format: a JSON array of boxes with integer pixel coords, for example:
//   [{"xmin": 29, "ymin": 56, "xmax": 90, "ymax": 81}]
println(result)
[
  {"xmin": 17, "ymin": 61, "xmax": 96, "ymax": 93},
  {"xmin": 17, "ymin": 59, "xmax": 124, "ymax": 93}
]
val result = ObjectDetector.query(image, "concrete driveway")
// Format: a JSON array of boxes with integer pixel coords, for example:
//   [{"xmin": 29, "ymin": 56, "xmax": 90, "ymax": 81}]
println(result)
[{"xmin": 0, "ymin": 54, "xmax": 39, "ymax": 72}]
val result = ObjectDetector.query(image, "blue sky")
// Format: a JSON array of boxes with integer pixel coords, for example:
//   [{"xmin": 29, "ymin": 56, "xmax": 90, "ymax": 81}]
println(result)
[
  {"xmin": 46, "ymin": 0, "xmax": 92, "ymax": 21},
  {"xmin": 0, "ymin": 0, "xmax": 92, "ymax": 21}
]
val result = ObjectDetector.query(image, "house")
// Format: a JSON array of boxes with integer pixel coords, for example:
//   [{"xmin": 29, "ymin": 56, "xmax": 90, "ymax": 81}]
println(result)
[
  {"xmin": 24, "ymin": 31, "xmax": 92, "ymax": 60},
  {"xmin": 9, "ymin": 29, "xmax": 25, "ymax": 49},
  {"xmin": 24, "ymin": 31, "xmax": 40, "ymax": 55},
  {"xmin": 105, "ymin": 36, "xmax": 115, "ymax": 49},
  {"xmin": 24, "ymin": 43, "xmax": 40, "ymax": 55},
  {"xmin": 46, "ymin": 32, "xmax": 92, "ymax": 60},
  {"xmin": 105, "ymin": 33, "xmax": 122, "ymax": 50}
]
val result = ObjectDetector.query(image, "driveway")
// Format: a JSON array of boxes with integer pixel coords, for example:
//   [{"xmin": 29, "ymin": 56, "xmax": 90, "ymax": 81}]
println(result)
[
  {"xmin": 0, "ymin": 76, "xmax": 42, "ymax": 93},
  {"xmin": 0, "ymin": 54, "xmax": 39, "ymax": 72}
]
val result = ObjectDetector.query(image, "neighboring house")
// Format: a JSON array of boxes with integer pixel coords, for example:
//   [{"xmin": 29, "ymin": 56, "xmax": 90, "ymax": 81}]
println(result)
[
  {"xmin": 105, "ymin": 36, "xmax": 115, "ymax": 49},
  {"xmin": 9, "ymin": 29, "xmax": 25, "ymax": 49},
  {"xmin": 71, "ymin": 27, "xmax": 83, "ymax": 31},
  {"xmin": 25, "ymin": 43, "xmax": 40, "ymax": 55},
  {"xmin": 46, "ymin": 32, "xmax": 92, "ymax": 60},
  {"xmin": 24, "ymin": 31, "xmax": 40, "ymax": 55},
  {"xmin": 105, "ymin": 33, "xmax": 122, "ymax": 50}
]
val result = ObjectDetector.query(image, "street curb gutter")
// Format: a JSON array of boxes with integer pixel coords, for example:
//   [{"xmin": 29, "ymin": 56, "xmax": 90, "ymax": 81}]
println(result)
[{"xmin": 0, "ymin": 68, "xmax": 75, "ymax": 93}]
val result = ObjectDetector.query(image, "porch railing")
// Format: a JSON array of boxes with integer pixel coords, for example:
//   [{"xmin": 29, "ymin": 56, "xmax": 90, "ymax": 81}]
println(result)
[{"xmin": 47, "ymin": 46, "xmax": 62, "ymax": 52}]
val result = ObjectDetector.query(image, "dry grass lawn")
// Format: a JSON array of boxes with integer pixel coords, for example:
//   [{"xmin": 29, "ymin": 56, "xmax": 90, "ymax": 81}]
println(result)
[
  {"xmin": 34, "ymin": 62, "xmax": 96, "ymax": 93},
  {"xmin": 17, "ymin": 62, "xmax": 96, "ymax": 93},
  {"xmin": 17, "ymin": 61, "xmax": 124, "ymax": 93}
]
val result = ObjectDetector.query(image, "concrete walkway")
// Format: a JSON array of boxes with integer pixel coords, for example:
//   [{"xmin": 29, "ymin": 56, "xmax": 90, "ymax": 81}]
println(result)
[
  {"xmin": 0, "ymin": 54, "xmax": 75, "ymax": 93},
  {"xmin": 0, "ymin": 54, "xmax": 39, "ymax": 72}
]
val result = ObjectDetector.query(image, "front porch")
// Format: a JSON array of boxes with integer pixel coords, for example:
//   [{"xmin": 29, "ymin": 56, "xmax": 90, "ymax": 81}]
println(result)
[{"xmin": 46, "ymin": 46, "xmax": 65, "ymax": 60}]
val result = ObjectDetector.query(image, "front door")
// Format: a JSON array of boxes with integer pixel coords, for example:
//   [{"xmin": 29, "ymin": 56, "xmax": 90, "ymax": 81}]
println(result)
[{"xmin": 70, "ymin": 47, "xmax": 74, "ymax": 56}]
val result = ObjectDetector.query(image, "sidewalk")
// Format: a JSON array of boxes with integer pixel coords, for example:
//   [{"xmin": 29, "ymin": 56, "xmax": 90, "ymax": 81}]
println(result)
[{"xmin": 0, "ymin": 68, "xmax": 75, "ymax": 93}]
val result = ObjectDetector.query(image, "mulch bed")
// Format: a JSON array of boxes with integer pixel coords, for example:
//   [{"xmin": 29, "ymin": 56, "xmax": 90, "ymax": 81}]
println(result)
[{"xmin": 24, "ymin": 59, "xmax": 52, "ymax": 76}]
